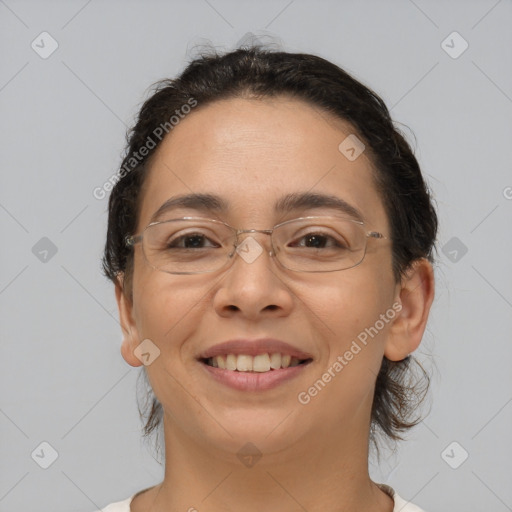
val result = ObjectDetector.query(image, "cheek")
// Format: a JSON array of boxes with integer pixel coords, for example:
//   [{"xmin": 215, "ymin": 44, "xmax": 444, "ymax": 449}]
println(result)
[
  {"xmin": 131, "ymin": 267, "xmax": 205, "ymax": 353},
  {"xmin": 311, "ymin": 269, "xmax": 395, "ymax": 364},
  {"xmin": 296, "ymin": 274, "xmax": 394, "ymax": 426},
  {"xmin": 131, "ymin": 273, "xmax": 206, "ymax": 407}
]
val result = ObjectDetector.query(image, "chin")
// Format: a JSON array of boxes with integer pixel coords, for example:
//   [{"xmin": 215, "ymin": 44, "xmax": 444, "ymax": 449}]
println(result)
[{"xmin": 200, "ymin": 411, "xmax": 305, "ymax": 455}]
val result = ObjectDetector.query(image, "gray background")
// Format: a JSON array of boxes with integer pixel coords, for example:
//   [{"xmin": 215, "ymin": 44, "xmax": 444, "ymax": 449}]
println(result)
[{"xmin": 1, "ymin": 0, "xmax": 511, "ymax": 511}]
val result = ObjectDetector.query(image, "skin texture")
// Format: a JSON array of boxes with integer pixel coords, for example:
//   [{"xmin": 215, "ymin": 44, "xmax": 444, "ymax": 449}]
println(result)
[{"xmin": 116, "ymin": 96, "xmax": 435, "ymax": 512}]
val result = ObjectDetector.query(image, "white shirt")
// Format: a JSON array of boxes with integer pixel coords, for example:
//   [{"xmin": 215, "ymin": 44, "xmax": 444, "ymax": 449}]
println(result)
[{"xmin": 94, "ymin": 483, "xmax": 427, "ymax": 511}]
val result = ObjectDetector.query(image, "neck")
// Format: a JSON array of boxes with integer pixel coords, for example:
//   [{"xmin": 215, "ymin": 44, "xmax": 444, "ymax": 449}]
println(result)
[{"xmin": 142, "ymin": 413, "xmax": 393, "ymax": 512}]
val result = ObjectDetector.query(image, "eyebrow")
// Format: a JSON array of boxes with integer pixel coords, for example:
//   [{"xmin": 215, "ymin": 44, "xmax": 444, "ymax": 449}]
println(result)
[
  {"xmin": 150, "ymin": 193, "xmax": 228, "ymax": 222},
  {"xmin": 275, "ymin": 192, "xmax": 364, "ymax": 222},
  {"xmin": 150, "ymin": 192, "xmax": 364, "ymax": 223}
]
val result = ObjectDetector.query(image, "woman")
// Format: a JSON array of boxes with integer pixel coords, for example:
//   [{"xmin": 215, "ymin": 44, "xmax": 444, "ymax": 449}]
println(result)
[{"xmin": 98, "ymin": 47, "xmax": 436, "ymax": 511}]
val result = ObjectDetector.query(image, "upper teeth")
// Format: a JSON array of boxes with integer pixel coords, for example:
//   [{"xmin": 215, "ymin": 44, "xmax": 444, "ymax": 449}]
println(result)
[{"xmin": 208, "ymin": 353, "xmax": 301, "ymax": 372}]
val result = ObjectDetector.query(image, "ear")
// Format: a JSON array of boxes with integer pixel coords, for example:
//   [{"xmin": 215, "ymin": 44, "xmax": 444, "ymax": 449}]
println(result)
[
  {"xmin": 115, "ymin": 273, "xmax": 143, "ymax": 367},
  {"xmin": 384, "ymin": 258, "xmax": 435, "ymax": 361}
]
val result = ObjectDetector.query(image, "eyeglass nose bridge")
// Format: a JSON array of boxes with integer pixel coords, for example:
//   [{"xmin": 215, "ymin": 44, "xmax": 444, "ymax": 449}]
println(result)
[
  {"xmin": 231, "ymin": 227, "xmax": 276, "ymax": 258},
  {"xmin": 235, "ymin": 227, "xmax": 274, "ymax": 236}
]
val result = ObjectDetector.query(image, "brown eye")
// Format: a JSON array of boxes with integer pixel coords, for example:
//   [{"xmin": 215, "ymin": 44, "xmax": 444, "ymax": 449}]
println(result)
[
  {"xmin": 290, "ymin": 232, "xmax": 348, "ymax": 250},
  {"xmin": 167, "ymin": 233, "xmax": 219, "ymax": 249}
]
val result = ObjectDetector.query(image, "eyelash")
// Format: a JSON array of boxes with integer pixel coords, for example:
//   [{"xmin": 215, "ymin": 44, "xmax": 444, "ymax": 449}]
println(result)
[{"xmin": 167, "ymin": 231, "xmax": 347, "ymax": 250}]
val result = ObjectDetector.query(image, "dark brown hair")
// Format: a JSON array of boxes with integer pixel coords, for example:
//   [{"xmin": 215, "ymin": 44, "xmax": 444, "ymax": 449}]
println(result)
[{"xmin": 102, "ymin": 46, "xmax": 437, "ymax": 456}]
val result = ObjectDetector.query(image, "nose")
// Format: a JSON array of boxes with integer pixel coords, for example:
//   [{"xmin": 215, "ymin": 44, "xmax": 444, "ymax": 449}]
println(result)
[{"xmin": 212, "ymin": 233, "xmax": 294, "ymax": 321}]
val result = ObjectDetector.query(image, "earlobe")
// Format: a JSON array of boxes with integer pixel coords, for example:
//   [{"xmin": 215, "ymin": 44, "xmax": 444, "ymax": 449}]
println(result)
[
  {"xmin": 115, "ymin": 273, "xmax": 143, "ymax": 368},
  {"xmin": 384, "ymin": 258, "xmax": 435, "ymax": 361}
]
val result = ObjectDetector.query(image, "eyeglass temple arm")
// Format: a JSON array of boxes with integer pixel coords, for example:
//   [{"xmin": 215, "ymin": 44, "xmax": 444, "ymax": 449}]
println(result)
[{"xmin": 125, "ymin": 234, "xmax": 143, "ymax": 247}]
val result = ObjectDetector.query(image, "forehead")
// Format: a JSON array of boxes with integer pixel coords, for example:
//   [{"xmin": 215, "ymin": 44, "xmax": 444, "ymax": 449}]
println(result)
[{"xmin": 138, "ymin": 96, "xmax": 388, "ymax": 230}]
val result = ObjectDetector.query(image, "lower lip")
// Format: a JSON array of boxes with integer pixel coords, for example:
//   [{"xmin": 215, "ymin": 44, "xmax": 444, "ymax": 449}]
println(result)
[{"xmin": 199, "ymin": 361, "xmax": 311, "ymax": 391}]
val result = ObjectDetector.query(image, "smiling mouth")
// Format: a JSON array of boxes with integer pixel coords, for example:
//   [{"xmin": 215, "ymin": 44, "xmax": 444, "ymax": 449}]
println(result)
[{"xmin": 200, "ymin": 353, "xmax": 313, "ymax": 372}]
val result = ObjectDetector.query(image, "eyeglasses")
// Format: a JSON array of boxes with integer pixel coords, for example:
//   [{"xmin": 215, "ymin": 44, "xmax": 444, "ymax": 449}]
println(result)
[{"xmin": 125, "ymin": 216, "xmax": 387, "ymax": 275}]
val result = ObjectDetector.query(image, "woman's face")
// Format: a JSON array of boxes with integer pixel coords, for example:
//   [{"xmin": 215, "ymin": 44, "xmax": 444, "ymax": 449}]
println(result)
[{"xmin": 118, "ymin": 96, "xmax": 406, "ymax": 458}]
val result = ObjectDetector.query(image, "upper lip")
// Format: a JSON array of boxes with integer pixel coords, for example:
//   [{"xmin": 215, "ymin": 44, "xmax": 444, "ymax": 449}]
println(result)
[{"xmin": 198, "ymin": 338, "xmax": 313, "ymax": 360}]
